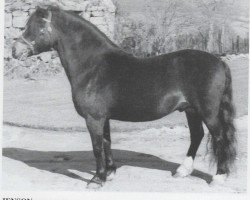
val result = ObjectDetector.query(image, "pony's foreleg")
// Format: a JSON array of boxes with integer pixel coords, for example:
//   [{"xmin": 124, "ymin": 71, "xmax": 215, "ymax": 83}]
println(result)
[
  {"xmin": 175, "ymin": 110, "xmax": 204, "ymax": 177},
  {"xmin": 85, "ymin": 115, "xmax": 107, "ymax": 188},
  {"xmin": 103, "ymin": 120, "xmax": 116, "ymax": 181}
]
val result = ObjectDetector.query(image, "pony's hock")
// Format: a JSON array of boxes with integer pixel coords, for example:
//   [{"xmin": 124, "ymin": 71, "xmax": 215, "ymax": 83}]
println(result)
[{"xmin": 13, "ymin": 6, "xmax": 237, "ymax": 188}]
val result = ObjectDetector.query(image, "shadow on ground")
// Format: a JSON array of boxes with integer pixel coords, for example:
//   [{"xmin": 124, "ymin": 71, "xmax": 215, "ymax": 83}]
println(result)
[{"xmin": 2, "ymin": 148, "xmax": 212, "ymax": 184}]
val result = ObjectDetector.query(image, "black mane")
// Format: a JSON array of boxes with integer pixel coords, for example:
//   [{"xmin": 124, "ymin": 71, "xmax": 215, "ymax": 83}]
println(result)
[{"xmin": 53, "ymin": 6, "xmax": 117, "ymax": 47}]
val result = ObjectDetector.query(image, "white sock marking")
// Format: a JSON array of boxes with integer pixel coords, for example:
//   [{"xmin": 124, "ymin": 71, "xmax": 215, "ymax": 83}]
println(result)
[
  {"xmin": 212, "ymin": 174, "xmax": 227, "ymax": 185},
  {"xmin": 176, "ymin": 156, "xmax": 194, "ymax": 177}
]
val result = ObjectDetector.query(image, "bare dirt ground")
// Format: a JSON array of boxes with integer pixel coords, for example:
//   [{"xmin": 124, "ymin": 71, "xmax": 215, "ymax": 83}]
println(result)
[{"xmin": 2, "ymin": 55, "xmax": 249, "ymax": 192}]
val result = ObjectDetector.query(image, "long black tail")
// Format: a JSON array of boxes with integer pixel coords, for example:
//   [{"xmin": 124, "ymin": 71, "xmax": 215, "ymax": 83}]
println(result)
[{"xmin": 213, "ymin": 61, "xmax": 237, "ymax": 174}]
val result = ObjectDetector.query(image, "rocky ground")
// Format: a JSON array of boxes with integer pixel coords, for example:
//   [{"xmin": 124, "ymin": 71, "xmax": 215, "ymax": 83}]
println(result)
[{"xmin": 2, "ymin": 115, "xmax": 248, "ymax": 192}]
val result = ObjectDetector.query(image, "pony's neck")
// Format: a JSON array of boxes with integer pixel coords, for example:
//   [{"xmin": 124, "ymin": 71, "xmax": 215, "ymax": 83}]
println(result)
[
  {"xmin": 53, "ymin": 10, "xmax": 115, "ymax": 53},
  {"xmin": 50, "ymin": 10, "xmax": 116, "ymax": 81}
]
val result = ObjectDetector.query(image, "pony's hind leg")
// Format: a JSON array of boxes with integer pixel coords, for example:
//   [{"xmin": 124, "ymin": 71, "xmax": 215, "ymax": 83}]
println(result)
[
  {"xmin": 175, "ymin": 109, "xmax": 204, "ymax": 177},
  {"xmin": 201, "ymin": 61, "xmax": 236, "ymax": 184},
  {"xmin": 103, "ymin": 120, "xmax": 116, "ymax": 180},
  {"xmin": 203, "ymin": 115, "xmax": 236, "ymax": 184}
]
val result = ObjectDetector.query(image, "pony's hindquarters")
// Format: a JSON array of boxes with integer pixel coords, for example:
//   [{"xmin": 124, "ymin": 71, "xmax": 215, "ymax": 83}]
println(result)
[{"xmin": 203, "ymin": 61, "xmax": 236, "ymax": 177}]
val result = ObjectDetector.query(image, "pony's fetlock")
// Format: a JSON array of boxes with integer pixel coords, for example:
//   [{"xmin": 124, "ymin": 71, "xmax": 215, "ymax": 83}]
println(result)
[
  {"xmin": 175, "ymin": 156, "xmax": 194, "ymax": 177},
  {"xmin": 211, "ymin": 174, "xmax": 227, "ymax": 185},
  {"xmin": 87, "ymin": 175, "xmax": 105, "ymax": 189}
]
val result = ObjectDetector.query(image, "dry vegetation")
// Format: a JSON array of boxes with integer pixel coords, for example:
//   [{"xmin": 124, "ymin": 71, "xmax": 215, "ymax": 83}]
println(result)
[{"xmin": 114, "ymin": 0, "xmax": 249, "ymax": 57}]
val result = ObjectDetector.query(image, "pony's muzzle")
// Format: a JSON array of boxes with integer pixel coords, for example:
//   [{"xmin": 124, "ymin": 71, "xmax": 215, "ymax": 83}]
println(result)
[{"xmin": 12, "ymin": 40, "xmax": 33, "ymax": 60}]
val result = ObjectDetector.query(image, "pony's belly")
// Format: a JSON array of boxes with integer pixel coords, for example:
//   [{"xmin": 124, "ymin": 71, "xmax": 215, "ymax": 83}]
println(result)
[
  {"xmin": 111, "ymin": 92, "xmax": 187, "ymax": 122},
  {"xmin": 111, "ymin": 111, "xmax": 169, "ymax": 122}
]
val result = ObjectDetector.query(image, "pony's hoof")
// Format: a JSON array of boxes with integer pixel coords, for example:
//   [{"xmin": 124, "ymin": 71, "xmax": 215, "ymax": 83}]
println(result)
[
  {"xmin": 87, "ymin": 182, "xmax": 103, "ymax": 189},
  {"xmin": 174, "ymin": 165, "xmax": 193, "ymax": 178},
  {"xmin": 211, "ymin": 174, "xmax": 227, "ymax": 186},
  {"xmin": 106, "ymin": 170, "xmax": 116, "ymax": 181},
  {"xmin": 86, "ymin": 176, "xmax": 105, "ymax": 189}
]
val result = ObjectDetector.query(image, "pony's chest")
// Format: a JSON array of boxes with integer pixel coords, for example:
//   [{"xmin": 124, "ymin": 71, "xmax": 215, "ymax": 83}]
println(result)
[{"xmin": 71, "ymin": 83, "xmax": 114, "ymax": 118}]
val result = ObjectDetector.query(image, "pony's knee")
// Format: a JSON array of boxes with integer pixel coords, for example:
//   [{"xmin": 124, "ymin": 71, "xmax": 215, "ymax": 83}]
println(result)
[
  {"xmin": 103, "ymin": 138, "xmax": 111, "ymax": 147},
  {"xmin": 93, "ymin": 147, "xmax": 104, "ymax": 158}
]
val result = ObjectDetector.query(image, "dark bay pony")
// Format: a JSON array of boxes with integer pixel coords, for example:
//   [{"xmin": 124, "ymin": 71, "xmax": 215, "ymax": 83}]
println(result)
[{"xmin": 12, "ymin": 6, "xmax": 236, "ymax": 188}]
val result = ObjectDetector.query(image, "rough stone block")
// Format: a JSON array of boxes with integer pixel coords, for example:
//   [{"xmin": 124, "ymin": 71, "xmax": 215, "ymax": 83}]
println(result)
[
  {"xmin": 13, "ymin": 12, "xmax": 29, "ymax": 28},
  {"xmin": 25, "ymin": 0, "xmax": 35, "ymax": 4},
  {"xmin": 97, "ymin": 24, "xmax": 108, "ymax": 34},
  {"xmin": 81, "ymin": 12, "xmax": 90, "ymax": 20},
  {"xmin": 97, "ymin": 6, "xmax": 105, "ymax": 11},
  {"xmin": 4, "ymin": 46, "xmax": 12, "ymax": 59},
  {"xmin": 105, "ymin": 14, "xmax": 114, "ymax": 23},
  {"xmin": 12, "ymin": 10, "xmax": 24, "ymax": 17},
  {"xmin": 6, "ymin": 1, "xmax": 23, "ymax": 12},
  {"xmin": 108, "ymin": 22, "xmax": 114, "ymax": 33},
  {"xmin": 39, "ymin": 52, "xmax": 52, "ymax": 63},
  {"xmin": 5, "ymin": 0, "xmax": 116, "ymax": 43},
  {"xmin": 103, "ymin": 0, "xmax": 116, "ymax": 13},
  {"xmin": 91, "ymin": 11, "xmax": 103, "ymax": 17},
  {"xmin": 5, "ymin": 27, "xmax": 22, "ymax": 39},
  {"xmin": 91, "ymin": 0, "xmax": 100, "ymax": 6},
  {"xmin": 88, "ymin": 5, "xmax": 98, "ymax": 12},
  {"xmin": 5, "ymin": 13, "xmax": 12, "ymax": 28},
  {"xmin": 21, "ymin": 4, "xmax": 30, "ymax": 11},
  {"xmin": 52, "ymin": 56, "xmax": 62, "ymax": 67},
  {"xmin": 105, "ymin": 32, "xmax": 113, "ymax": 40},
  {"xmin": 59, "ymin": 0, "xmax": 89, "ymax": 11},
  {"xmin": 78, "ymin": 1, "xmax": 89, "ymax": 11},
  {"xmin": 90, "ymin": 17, "xmax": 106, "ymax": 25}
]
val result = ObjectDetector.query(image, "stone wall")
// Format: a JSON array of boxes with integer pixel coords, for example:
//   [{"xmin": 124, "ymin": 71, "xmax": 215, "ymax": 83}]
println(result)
[{"xmin": 4, "ymin": 0, "xmax": 116, "ymax": 78}]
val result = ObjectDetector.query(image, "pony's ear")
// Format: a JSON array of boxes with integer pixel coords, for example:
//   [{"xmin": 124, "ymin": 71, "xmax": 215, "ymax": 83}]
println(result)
[
  {"xmin": 35, "ymin": 6, "xmax": 48, "ymax": 17},
  {"xmin": 48, "ymin": 5, "xmax": 60, "ymax": 11}
]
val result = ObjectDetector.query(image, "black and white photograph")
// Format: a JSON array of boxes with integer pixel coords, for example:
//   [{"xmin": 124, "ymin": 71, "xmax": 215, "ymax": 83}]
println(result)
[{"xmin": 1, "ymin": 0, "xmax": 249, "ymax": 198}]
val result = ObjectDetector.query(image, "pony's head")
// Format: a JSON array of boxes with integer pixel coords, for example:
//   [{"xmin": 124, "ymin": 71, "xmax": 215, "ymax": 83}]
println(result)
[{"xmin": 12, "ymin": 6, "xmax": 57, "ymax": 60}]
